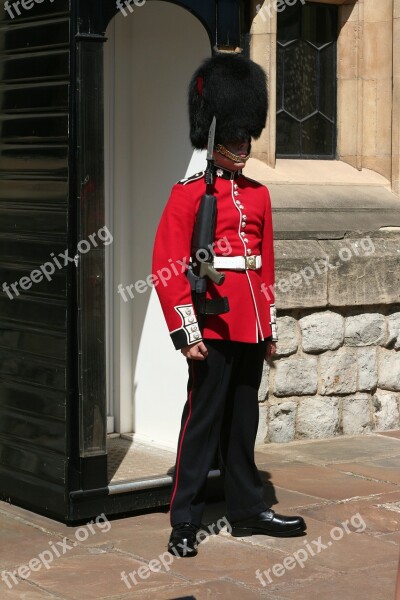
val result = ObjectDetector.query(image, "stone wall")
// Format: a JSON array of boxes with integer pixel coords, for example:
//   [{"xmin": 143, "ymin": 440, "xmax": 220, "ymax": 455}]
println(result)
[
  {"xmin": 257, "ymin": 307, "xmax": 400, "ymax": 444},
  {"xmin": 256, "ymin": 233, "xmax": 400, "ymax": 445}
]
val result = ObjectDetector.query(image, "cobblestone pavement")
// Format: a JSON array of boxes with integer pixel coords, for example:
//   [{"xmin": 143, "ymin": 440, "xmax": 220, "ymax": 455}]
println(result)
[{"xmin": 1, "ymin": 431, "xmax": 400, "ymax": 599}]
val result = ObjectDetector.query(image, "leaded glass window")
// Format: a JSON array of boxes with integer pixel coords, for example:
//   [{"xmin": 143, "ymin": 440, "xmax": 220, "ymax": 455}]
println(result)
[{"xmin": 276, "ymin": 2, "xmax": 338, "ymax": 159}]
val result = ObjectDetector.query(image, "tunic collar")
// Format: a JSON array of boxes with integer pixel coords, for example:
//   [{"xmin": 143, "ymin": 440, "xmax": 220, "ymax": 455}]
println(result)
[{"xmin": 212, "ymin": 165, "xmax": 242, "ymax": 180}]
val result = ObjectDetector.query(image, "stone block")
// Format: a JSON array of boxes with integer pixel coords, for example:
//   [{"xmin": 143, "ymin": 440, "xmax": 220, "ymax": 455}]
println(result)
[
  {"xmin": 357, "ymin": 347, "xmax": 378, "ymax": 391},
  {"xmin": 300, "ymin": 310, "xmax": 344, "ymax": 353},
  {"xmin": 297, "ymin": 397, "xmax": 340, "ymax": 439},
  {"xmin": 255, "ymin": 402, "xmax": 269, "ymax": 446},
  {"xmin": 386, "ymin": 312, "xmax": 400, "ymax": 350},
  {"xmin": 362, "ymin": 21, "xmax": 393, "ymax": 81},
  {"xmin": 258, "ymin": 361, "xmax": 270, "ymax": 402},
  {"xmin": 364, "ymin": 0, "xmax": 393, "ymax": 22},
  {"xmin": 250, "ymin": 2, "xmax": 277, "ymax": 35},
  {"xmin": 320, "ymin": 237, "xmax": 400, "ymax": 307},
  {"xmin": 342, "ymin": 394, "xmax": 372, "ymax": 434},
  {"xmin": 373, "ymin": 390, "xmax": 400, "ymax": 430},
  {"xmin": 268, "ymin": 401, "xmax": 297, "ymax": 443},
  {"xmin": 362, "ymin": 79, "xmax": 378, "ymax": 156},
  {"xmin": 395, "ymin": 19, "xmax": 400, "ymax": 76},
  {"xmin": 378, "ymin": 349, "xmax": 400, "ymax": 391},
  {"xmin": 337, "ymin": 79, "xmax": 358, "ymax": 157},
  {"xmin": 376, "ymin": 78, "xmax": 393, "ymax": 156},
  {"xmin": 275, "ymin": 316, "xmax": 298, "ymax": 357},
  {"xmin": 320, "ymin": 348, "xmax": 357, "ymax": 395},
  {"xmin": 274, "ymin": 357, "xmax": 318, "ymax": 397},
  {"xmin": 393, "ymin": 36, "xmax": 400, "ymax": 196},
  {"xmin": 337, "ymin": 20, "xmax": 358, "ymax": 80},
  {"xmin": 339, "ymin": 155, "xmax": 357, "ymax": 169},
  {"xmin": 344, "ymin": 313, "xmax": 386, "ymax": 346},
  {"xmin": 362, "ymin": 155, "xmax": 392, "ymax": 181},
  {"xmin": 274, "ymin": 240, "xmax": 328, "ymax": 309}
]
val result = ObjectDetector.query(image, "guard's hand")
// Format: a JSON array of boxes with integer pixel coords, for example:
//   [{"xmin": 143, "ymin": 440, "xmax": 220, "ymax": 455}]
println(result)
[
  {"xmin": 265, "ymin": 340, "xmax": 277, "ymax": 362},
  {"xmin": 181, "ymin": 341, "xmax": 208, "ymax": 360}
]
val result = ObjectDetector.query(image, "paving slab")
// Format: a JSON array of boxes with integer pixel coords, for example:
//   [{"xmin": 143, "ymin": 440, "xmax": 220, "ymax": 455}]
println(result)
[
  {"xmin": 268, "ymin": 561, "xmax": 398, "ymax": 600},
  {"xmin": 27, "ymin": 553, "xmax": 183, "ymax": 600},
  {"xmin": 118, "ymin": 525, "xmax": 333, "ymax": 592},
  {"xmin": 255, "ymin": 433, "xmax": 400, "ymax": 465},
  {"xmin": 326, "ymin": 456, "xmax": 400, "ymax": 485},
  {"xmin": 119, "ymin": 578, "xmax": 275, "ymax": 599},
  {"xmin": 257, "ymin": 462, "xmax": 400, "ymax": 501},
  {"xmin": 376, "ymin": 430, "xmax": 400, "ymax": 440},
  {"xmin": 300, "ymin": 490, "xmax": 400, "ymax": 536},
  {"xmin": 256, "ymin": 486, "xmax": 324, "ymax": 512},
  {"xmin": 1, "ymin": 580, "xmax": 61, "ymax": 599},
  {"xmin": 227, "ymin": 514, "xmax": 398, "ymax": 572},
  {"xmin": 0, "ymin": 511, "xmax": 89, "ymax": 572},
  {"xmin": 54, "ymin": 511, "xmax": 170, "ymax": 549},
  {"xmin": 1, "ymin": 431, "xmax": 400, "ymax": 600},
  {"xmin": 199, "ymin": 490, "xmax": 327, "ymax": 535},
  {"xmin": 376, "ymin": 530, "xmax": 400, "ymax": 545},
  {"xmin": 242, "ymin": 475, "xmax": 326, "ymax": 512},
  {"xmin": 0, "ymin": 502, "xmax": 77, "ymax": 540}
]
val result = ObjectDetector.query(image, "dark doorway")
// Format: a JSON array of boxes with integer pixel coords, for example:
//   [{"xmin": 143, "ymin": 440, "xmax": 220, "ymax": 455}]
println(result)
[{"xmin": 276, "ymin": 2, "xmax": 338, "ymax": 159}]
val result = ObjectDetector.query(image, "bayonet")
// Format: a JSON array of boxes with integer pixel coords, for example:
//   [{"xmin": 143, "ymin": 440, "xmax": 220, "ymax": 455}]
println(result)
[{"xmin": 205, "ymin": 116, "xmax": 216, "ymax": 188}]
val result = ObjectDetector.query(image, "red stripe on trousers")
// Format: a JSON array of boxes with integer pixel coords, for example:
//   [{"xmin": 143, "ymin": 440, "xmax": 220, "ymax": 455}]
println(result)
[{"xmin": 169, "ymin": 359, "xmax": 195, "ymax": 523}]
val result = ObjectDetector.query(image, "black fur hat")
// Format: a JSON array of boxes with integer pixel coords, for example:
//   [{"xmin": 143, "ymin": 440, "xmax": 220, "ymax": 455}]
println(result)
[{"xmin": 188, "ymin": 53, "xmax": 268, "ymax": 149}]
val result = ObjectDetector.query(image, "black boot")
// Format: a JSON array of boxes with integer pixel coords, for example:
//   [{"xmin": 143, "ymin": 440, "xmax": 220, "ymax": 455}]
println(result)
[
  {"xmin": 231, "ymin": 509, "xmax": 306, "ymax": 537},
  {"xmin": 168, "ymin": 522, "xmax": 200, "ymax": 557}
]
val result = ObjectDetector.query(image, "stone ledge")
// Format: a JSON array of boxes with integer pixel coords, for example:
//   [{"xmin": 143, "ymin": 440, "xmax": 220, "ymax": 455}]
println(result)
[
  {"xmin": 269, "ymin": 184, "xmax": 400, "ymax": 239},
  {"xmin": 275, "ymin": 232, "xmax": 400, "ymax": 309}
]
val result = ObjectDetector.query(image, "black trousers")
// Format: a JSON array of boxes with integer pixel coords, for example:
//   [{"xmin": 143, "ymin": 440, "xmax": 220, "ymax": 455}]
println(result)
[{"xmin": 169, "ymin": 338, "xmax": 268, "ymax": 527}]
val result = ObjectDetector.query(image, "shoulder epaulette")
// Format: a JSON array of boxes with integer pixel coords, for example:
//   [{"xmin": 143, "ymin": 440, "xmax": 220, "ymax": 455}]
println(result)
[{"xmin": 177, "ymin": 171, "xmax": 205, "ymax": 185}]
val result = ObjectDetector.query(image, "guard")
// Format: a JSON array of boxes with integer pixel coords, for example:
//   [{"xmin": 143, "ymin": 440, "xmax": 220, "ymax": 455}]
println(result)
[{"xmin": 152, "ymin": 52, "xmax": 306, "ymax": 557}]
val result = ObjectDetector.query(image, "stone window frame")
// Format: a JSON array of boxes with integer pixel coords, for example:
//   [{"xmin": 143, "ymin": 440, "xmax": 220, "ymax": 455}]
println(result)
[{"xmin": 249, "ymin": 0, "xmax": 398, "ymax": 194}]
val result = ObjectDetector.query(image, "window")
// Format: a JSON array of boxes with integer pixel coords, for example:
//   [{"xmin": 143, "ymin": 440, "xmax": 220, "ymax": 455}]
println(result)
[{"xmin": 276, "ymin": 2, "xmax": 338, "ymax": 159}]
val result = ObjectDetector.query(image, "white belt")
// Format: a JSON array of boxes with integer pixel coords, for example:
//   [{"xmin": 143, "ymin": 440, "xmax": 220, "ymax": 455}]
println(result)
[{"xmin": 213, "ymin": 255, "xmax": 262, "ymax": 270}]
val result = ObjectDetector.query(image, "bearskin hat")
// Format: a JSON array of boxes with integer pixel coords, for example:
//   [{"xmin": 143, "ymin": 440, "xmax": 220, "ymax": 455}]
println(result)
[{"xmin": 188, "ymin": 53, "xmax": 268, "ymax": 149}]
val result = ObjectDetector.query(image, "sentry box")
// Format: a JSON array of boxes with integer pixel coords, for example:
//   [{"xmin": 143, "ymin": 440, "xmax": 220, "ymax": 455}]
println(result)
[{"xmin": 0, "ymin": 0, "xmax": 248, "ymax": 522}]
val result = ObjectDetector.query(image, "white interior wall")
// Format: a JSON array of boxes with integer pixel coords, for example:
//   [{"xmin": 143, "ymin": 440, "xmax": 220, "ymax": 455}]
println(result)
[{"xmin": 104, "ymin": 2, "xmax": 210, "ymax": 449}]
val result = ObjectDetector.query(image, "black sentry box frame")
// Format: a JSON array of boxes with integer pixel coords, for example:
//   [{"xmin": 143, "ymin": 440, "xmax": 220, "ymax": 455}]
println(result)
[{"xmin": 0, "ymin": 0, "xmax": 241, "ymax": 522}]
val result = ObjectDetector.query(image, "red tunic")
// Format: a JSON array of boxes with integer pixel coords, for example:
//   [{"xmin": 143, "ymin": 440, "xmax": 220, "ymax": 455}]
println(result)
[{"xmin": 152, "ymin": 166, "xmax": 277, "ymax": 350}]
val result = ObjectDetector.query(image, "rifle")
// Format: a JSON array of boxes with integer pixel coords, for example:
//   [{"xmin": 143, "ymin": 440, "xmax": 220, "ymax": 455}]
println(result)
[{"xmin": 186, "ymin": 116, "xmax": 229, "ymax": 333}]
